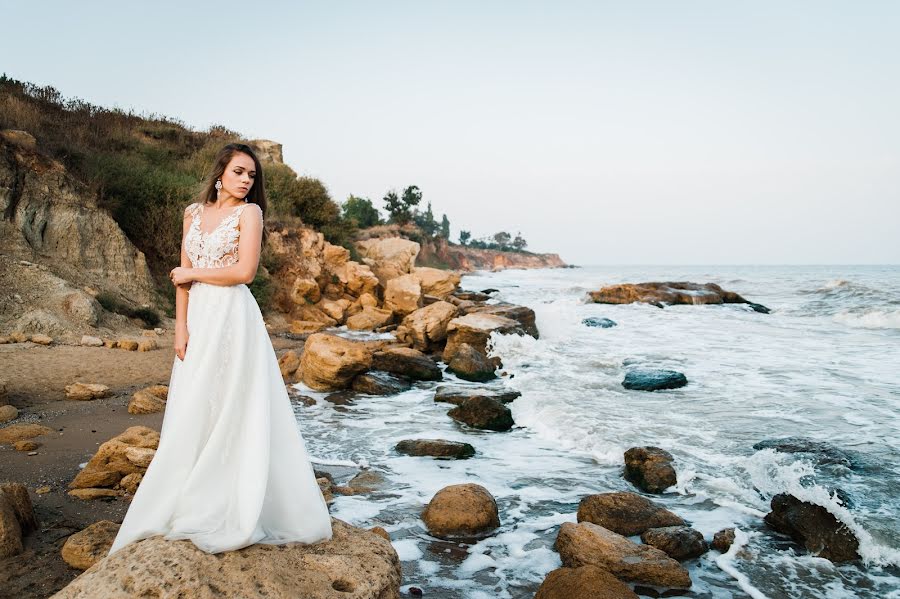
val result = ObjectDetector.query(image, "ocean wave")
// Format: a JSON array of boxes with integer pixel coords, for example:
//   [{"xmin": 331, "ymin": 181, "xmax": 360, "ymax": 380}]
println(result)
[{"xmin": 834, "ymin": 309, "xmax": 900, "ymax": 330}]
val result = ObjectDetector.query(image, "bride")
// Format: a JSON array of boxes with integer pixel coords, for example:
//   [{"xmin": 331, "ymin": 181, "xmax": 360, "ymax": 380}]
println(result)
[{"xmin": 108, "ymin": 143, "xmax": 333, "ymax": 555}]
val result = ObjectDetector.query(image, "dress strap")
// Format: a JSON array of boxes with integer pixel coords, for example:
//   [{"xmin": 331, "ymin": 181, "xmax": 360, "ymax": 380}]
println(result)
[{"xmin": 186, "ymin": 203, "xmax": 202, "ymax": 220}]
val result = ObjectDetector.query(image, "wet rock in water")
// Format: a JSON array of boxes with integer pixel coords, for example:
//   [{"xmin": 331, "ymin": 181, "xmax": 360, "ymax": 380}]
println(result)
[
  {"xmin": 465, "ymin": 303, "xmax": 540, "ymax": 338},
  {"xmin": 127, "ymin": 385, "xmax": 168, "ymax": 414},
  {"xmin": 0, "ymin": 482, "xmax": 37, "ymax": 559},
  {"xmin": 555, "ymin": 522, "xmax": 692, "ymax": 589},
  {"xmin": 278, "ymin": 349, "xmax": 302, "ymax": 380},
  {"xmin": 534, "ymin": 564, "xmax": 639, "ymax": 599},
  {"xmin": 453, "ymin": 290, "xmax": 492, "ymax": 302},
  {"xmin": 764, "ymin": 494, "xmax": 860, "ymax": 562},
  {"xmin": 50, "ymin": 519, "xmax": 401, "ymax": 599},
  {"xmin": 588, "ymin": 281, "xmax": 769, "ymax": 313},
  {"xmin": 64, "ymin": 382, "xmax": 111, "ymax": 401},
  {"xmin": 345, "ymin": 470, "xmax": 386, "ymax": 494},
  {"xmin": 577, "ymin": 492, "xmax": 685, "ymax": 536},
  {"xmin": 433, "ymin": 385, "xmax": 521, "ymax": 406},
  {"xmin": 582, "ymin": 317, "xmax": 617, "ymax": 328},
  {"xmin": 480, "ymin": 288, "xmax": 499, "ymax": 294},
  {"xmin": 372, "ymin": 347, "xmax": 442, "ymax": 381},
  {"xmin": 394, "ymin": 301, "xmax": 458, "ymax": 351},
  {"xmin": 622, "ymin": 369, "xmax": 687, "ymax": 391},
  {"xmin": 746, "ymin": 302, "xmax": 771, "ymax": 314},
  {"xmin": 422, "ymin": 483, "xmax": 500, "ymax": 538},
  {"xmin": 711, "ymin": 528, "xmax": 736, "ymax": 553},
  {"xmin": 752, "ymin": 437, "xmax": 856, "ymax": 469},
  {"xmin": 352, "ymin": 371, "xmax": 412, "ymax": 395},
  {"xmin": 442, "ymin": 312, "xmax": 524, "ymax": 362},
  {"xmin": 447, "ymin": 343, "xmax": 496, "ymax": 382},
  {"xmin": 395, "ymin": 439, "xmax": 475, "ymax": 460},
  {"xmin": 61, "ymin": 520, "xmax": 121, "ymax": 570},
  {"xmin": 448, "ymin": 396, "xmax": 514, "ymax": 431},
  {"xmin": 640, "ymin": 526, "xmax": 709, "ymax": 561},
  {"xmin": 624, "ymin": 447, "xmax": 678, "ymax": 493},
  {"xmin": 299, "ymin": 333, "xmax": 373, "ymax": 391}
]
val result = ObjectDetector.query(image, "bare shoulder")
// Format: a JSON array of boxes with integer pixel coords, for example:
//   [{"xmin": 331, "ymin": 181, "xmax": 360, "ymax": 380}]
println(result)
[{"xmin": 240, "ymin": 202, "xmax": 263, "ymax": 221}]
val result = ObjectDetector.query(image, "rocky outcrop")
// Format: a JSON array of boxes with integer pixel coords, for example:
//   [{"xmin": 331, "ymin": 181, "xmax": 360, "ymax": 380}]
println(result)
[
  {"xmin": 624, "ymin": 447, "xmax": 678, "ymax": 493},
  {"xmin": 395, "ymin": 439, "xmax": 475, "ymax": 460},
  {"xmin": 622, "ymin": 369, "xmax": 687, "ymax": 391},
  {"xmin": 764, "ymin": 494, "xmax": 860, "ymax": 562},
  {"xmin": 534, "ymin": 565, "xmax": 639, "ymax": 599},
  {"xmin": 383, "ymin": 274, "xmax": 422, "ymax": 316},
  {"xmin": 640, "ymin": 526, "xmax": 708, "ymax": 561},
  {"xmin": 356, "ymin": 237, "xmax": 420, "ymax": 286},
  {"xmin": 299, "ymin": 334, "xmax": 373, "ymax": 391},
  {"xmin": 589, "ymin": 282, "xmax": 769, "ymax": 313},
  {"xmin": 248, "ymin": 139, "xmax": 284, "ymax": 164},
  {"xmin": 51, "ymin": 519, "xmax": 401, "ymax": 599},
  {"xmin": 394, "ymin": 301, "xmax": 458, "ymax": 351},
  {"xmin": 555, "ymin": 522, "xmax": 691, "ymax": 589},
  {"xmin": 577, "ymin": 492, "xmax": 685, "ymax": 537},
  {"xmin": 421, "ymin": 484, "xmax": 500, "ymax": 538},
  {"xmin": 410, "ymin": 267, "xmax": 460, "ymax": 298}
]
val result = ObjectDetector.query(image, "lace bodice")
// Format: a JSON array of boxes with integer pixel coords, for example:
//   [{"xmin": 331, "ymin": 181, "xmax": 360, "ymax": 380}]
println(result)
[{"xmin": 184, "ymin": 202, "xmax": 261, "ymax": 269}]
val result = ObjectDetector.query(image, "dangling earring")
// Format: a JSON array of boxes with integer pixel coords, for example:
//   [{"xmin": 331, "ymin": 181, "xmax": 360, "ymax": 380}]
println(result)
[{"xmin": 215, "ymin": 179, "xmax": 222, "ymax": 199}]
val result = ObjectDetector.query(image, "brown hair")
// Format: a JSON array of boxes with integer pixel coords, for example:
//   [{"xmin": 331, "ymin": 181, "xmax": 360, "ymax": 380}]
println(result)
[{"xmin": 196, "ymin": 142, "xmax": 268, "ymax": 243}]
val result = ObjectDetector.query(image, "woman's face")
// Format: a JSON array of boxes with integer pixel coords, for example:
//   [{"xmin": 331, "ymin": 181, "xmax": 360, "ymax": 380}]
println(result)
[{"xmin": 219, "ymin": 153, "xmax": 256, "ymax": 200}]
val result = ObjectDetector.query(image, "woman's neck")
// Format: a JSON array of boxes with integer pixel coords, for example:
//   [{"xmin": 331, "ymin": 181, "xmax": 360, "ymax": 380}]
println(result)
[{"xmin": 207, "ymin": 195, "xmax": 245, "ymax": 210}]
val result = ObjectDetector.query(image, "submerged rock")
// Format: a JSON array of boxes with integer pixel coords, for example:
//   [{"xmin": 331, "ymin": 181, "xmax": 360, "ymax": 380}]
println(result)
[
  {"xmin": 624, "ymin": 447, "xmax": 678, "ymax": 493},
  {"xmin": 395, "ymin": 439, "xmax": 475, "ymax": 460},
  {"xmin": 752, "ymin": 437, "xmax": 856, "ymax": 469},
  {"xmin": 764, "ymin": 494, "xmax": 860, "ymax": 563},
  {"xmin": 622, "ymin": 369, "xmax": 687, "ymax": 391},
  {"xmin": 447, "ymin": 396, "xmax": 514, "ymax": 431},
  {"xmin": 422, "ymin": 483, "xmax": 500, "ymax": 539},
  {"xmin": 577, "ymin": 492, "xmax": 685, "ymax": 537},
  {"xmin": 711, "ymin": 528, "xmax": 736, "ymax": 553},
  {"xmin": 582, "ymin": 317, "xmax": 617, "ymax": 328},
  {"xmin": 351, "ymin": 371, "xmax": 412, "ymax": 395},
  {"xmin": 640, "ymin": 526, "xmax": 709, "ymax": 561},
  {"xmin": 433, "ymin": 386, "xmax": 521, "ymax": 406},
  {"xmin": 534, "ymin": 565, "xmax": 639, "ymax": 599},
  {"xmin": 372, "ymin": 347, "xmax": 442, "ymax": 381}
]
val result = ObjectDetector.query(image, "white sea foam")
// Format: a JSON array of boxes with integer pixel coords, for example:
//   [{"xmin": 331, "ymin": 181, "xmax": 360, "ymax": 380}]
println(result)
[{"xmin": 834, "ymin": 308, "xmax": 900, "ymax": 329}]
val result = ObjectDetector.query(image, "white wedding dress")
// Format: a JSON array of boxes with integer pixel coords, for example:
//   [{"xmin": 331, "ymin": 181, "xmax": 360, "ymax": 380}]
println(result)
[{"xmin": 109, "ymin": 201, "xmax": 332, "ymax": 556}]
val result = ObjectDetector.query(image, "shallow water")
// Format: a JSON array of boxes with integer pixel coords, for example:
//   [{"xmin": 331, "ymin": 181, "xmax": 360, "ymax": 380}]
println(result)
[{"xmin": 293, "ymin": 265, "xmax": 900, "ymax": 598}]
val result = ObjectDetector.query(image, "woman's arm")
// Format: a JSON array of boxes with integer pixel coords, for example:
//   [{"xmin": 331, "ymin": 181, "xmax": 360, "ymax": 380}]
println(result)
[
  {"xmin": 173, "ymin": 204, "xmax": 263, "ymax": 287},
  {"xmin": 173, "ymin": 206, "xmax": 193, "ymax": 360}
]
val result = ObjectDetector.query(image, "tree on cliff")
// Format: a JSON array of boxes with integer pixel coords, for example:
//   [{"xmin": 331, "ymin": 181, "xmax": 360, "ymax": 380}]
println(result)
[
  {"xmin": 342, "ymin": 195, "xmax": 382, "ymax": 228},
  {"xmin": 512, "ymin": 232, "xmax": 527, "ymax": 251},
  {"xmin": 493, "ymin": 231, "xmax": 512, "ymax": 251},
  {"xmin": 459, "ymin": 230, "xmax": 471, "ymax": 246},
  {"xmin": 268, "ymin": 173, "xmax": 340, "ymax": 229},
  {"xmin": 414, "ymin": 201, "xmax": 438, "ymax": 236},
  {"xmin": 440, "ymin": 214, "xmax": 450, "ymax": 239},
  {"xmin": 384, "ymin": 185, "xmax": 422, "ymax": 224}
]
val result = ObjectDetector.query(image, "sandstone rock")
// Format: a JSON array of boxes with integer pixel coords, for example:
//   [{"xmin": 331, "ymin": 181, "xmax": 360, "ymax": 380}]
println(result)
[
  {"xmin": 67, "ymin": 488, "xmax": 122, "ymax": 500},
  {"xmin": 369, "ymin": 526, "xmax": 390, "ymax": 541},
  {"xmin": 411, "ymin": 267, "xmax": 461, "ymax": 298},
  {"xmin": 624, "ymin": 447, "xmax": 678, "ymax": 493},
  {"xmin": 589, "ymin": 282, "xmax": 769, "ymax": 313},
  {"xmin": 291, "ymin": 276, "xmax": 322, "ymax": 304},
  {"xmin": 117, "ymin": 339, "xmax": 138, "ymax": 351},
  {"xmin": 465, "ymin": 302, "xmax": 539, "ymax": 338},
  {"xmin": 346, "ymin": 306, "xmax": 394, "ymax": 331},
  {"xmin": 534, "ymin": 565, "xmax": 639, "ymax": 599},
  {"xmin": 317, "ymin": 477, "xmax": 334, "ymax": 504},
  {"xmin": 127, "ymin": 385, "xmax": 168, "ymax": 415},
  {"xmin": 248, "ymin": 139, "xmax": 284, "ymax": 164},
  {"xmin": 299, "ymin": 334, "xmax": 372, "ymax": 391},
  {"xmin": 395, "ymin": 301, "xmax": 458, "ymax": 351},
  {"xmin": 125, "ymin": 447, "xmax": 156, "ymax": 468},
  {"xmin": 0, "ymin": 483, "xmax": 37, "ymax": 536},
  {"xmin": 384, "ymin": 274, "xmax": 422, "ymax": 316},
  {"xmin": 433, "ymin": 386, "xmax": 521, "ymax": 406},
  {"xmin": 294, "ymin": 304, "xmax": 338, "ymax": 326},
  {"xmin": 136, "ymin": 338, "xmax": 157, "ymax": 352},
  {"xmin": 30, "ymin": 333, "xmax": 53, "ymax": 345},
  {"xmin": 0, "ymin": 405, "xmax": 17, "ymax": 423},
  {"xmin": 577, "ymin": 492, "xmax": 685, "ymax": 536},
  {"xmin": 80, "ymin": 335, "xmax": 104, "ymax": 347},
  {"xmin": 712, "ymin": 528, "xmax": 736, "ymax": 553},
  {"xmin": 555, "ymin": 522, "xmax": 692, "ymax": 589},
  {"xmin": 51, "ymin": 519, "xmax": 400, "ymax": 599},
  {"xmin": 356, "ymin": 237, "xmax": 420, "ymax": 285},
  {"xmin": 62, "ymin": 292, "xmax": 101, "ymax": 326},
  {"xmin": 395, "ymin": 439, "xmax": 475, "ymax": 460},
  {"xmin": 290, "ymin": 320, "xmax": 327, "ymax": 335},
  {"xmin": 351, "ymin": 371, "xmax": 412, "ymax": 395},
  {"xmin": 118, "ymin": 472, "xmax": 143, "ymax": 494},
  {"xmin": 62, "ymin": 520, "xmax": 121, "ymax": 570},
  {"xmin": 345, "ymin": 471, "xmax": 386, "ymax": 494},
  {"xmin": 319, "ymin": 300, "xmax": 347, "ymax": 323},
  {"xmin": 340, "ymin": 263, "xmax": 380, "ymax": 297},
  {"xmin": 622, "ymin": 369, "xmax": 688, "ymax": 391},
  {"xmin": 0, "ymin": 487, "xmax": 24, "ymax": 559},
  {"xmin": 0, "ymin": 423, "xmax": 54, "ymax": 445},
  {"xmin": 448, "ymin": 396, "xmax": 514, "ymax": 431},
  {"xmin": 14, "ymin": 440, "xmax": 40, "ymax": 451},
  {"xmin": 422, "ymin": 484, "xmax": 500, "ymax": 538},
  {"xmin": 764, "ymin": 494, "xmax": 860, "ymax": 562},
  {"xmin": 447, "ymin": 343, "xmax": 497, "ymax": 382},
  {"xmin": 443, "ymin": 312, "xmax": 523, "ymax": 362},
  {"xmin": 359, "ymin": 292, "xmax": 378, "ymax": 308},
  {"xmin": 278, "ymin": 350, "xmax": 302, "ymax": 379},
  {"xmin": 582, "ymin": 317, "xmax": 617, "ymax": 328},
  {"xmin": 69, "ymin": 469, "xmax": 122, "ymax": 489},
  {"xmin": 640, "ymin": 526, "xmax": 708, "ymax": 561},
  {"xmin": 65, "ymin": 382, "xmax": 110, "ymax": 401},
  {"xmin": 102, "ymin": 338, "xmax": 117, "ymax": 349},
  {"xmin": 372, "ymin": 347, "xmax": 441, "ymax": 381},
  {"xmin": 70, "ymin": 426, "xmax": 159, "ymax": 490}
]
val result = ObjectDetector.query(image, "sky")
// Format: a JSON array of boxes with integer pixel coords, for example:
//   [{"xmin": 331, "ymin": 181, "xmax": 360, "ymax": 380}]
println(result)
[{"xmin": 2, "ymin": 1, "xmax": 898, "ymax": 265}]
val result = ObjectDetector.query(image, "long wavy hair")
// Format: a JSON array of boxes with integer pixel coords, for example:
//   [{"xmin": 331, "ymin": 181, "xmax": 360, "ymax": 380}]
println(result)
[{"xmin": 196, "ymin": 142, "xmax": 267, "ymax": 243}]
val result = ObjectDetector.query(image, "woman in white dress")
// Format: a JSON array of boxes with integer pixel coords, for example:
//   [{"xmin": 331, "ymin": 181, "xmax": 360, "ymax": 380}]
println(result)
[{"xmin": 108, "ymin": 143, "xmax": 333, "ymax": 556}]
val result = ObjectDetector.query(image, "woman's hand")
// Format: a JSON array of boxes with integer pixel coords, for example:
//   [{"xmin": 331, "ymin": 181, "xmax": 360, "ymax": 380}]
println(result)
[
  {"xmin": 174, "ymin": 325, "xmax": 189, "ymax": 361},
  {"xmin": 169, "ymin": 266, "xmax": 194, "ymax": 286}
]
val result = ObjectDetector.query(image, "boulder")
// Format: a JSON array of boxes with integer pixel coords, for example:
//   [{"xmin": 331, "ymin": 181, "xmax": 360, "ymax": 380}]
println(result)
[
  {"xmin": 453, "ymin": 290, "xmax": 491, "ymax": 302},
  {"xmin": 764, "ymin": 494, "xmax": 860, "ymax": 562},
  {"xmin": 394, "ymin": 301, "xmax": 458, "ymax": 351},
  {"xmin": 69, "ymin": 426, "xmax": 160, "ymax": 491},
  {"xmin": 319, "ymin": 300, "xmax": 347, "ymax": 323},
  {"xmin": 447, "ymin": 343, "xmax": 496, "ymax": 382},
  {"xmin": 588, "ymin": 282, "xmax": 769, "ymax": 313},
  {"xmin": 117, "ymin": 339, "xmax": 139, "ymax": 351},
  {"xmin": 62, "ymin": 520, "xmax": 121, "ymax": 570},
  {"xmin": 640, "ymin": 526, "xmax": 708, "ymax": 561},
  {"xmin": 384, "ymin": 274, "xmax": 422, "ymax": 317},
  {"xmin": 624, "ymin": 447, "xmax": 677, "ymax": 493},
  {"xmin": 465, "ymin": 303, "xmax": 539, "ymax": 338},
  {"xmin": 290, "ymin": 320, "xmax": 327, "ymax": 335},
  {"xmin": 555, "ymin": 522, "xmax": 691, "ymax": 589},
  {"xmin": 351, "ymin": 372, "xmax": 412, "ymax": 395},
  {"xmin": 582, "ymin": 317, "xmax": 617, "ymax": 329},
  {"xmin": 395, "ymin": 439, "xmax": 475, "ymax": 460},
  {"xmin": 344, "ymin": 471, "xmax": 386, "ymax": 495},
  {"xmin": 14, "ymin": 440, "xmax": 40, "ymax": 451},
  {"xmin": 411, "ymin": 267, "xmax": 461, "ymax": 298},
  {"xmin": 0, "ymin": 483, "xmax": 37, "ymax": 559},
  {"xmin": 345, "ymin": 306, "xmax": 394, "ymax": 331},
  {"xmin": 50, "ymin": 519, "xmax": 401, "ymax": 599},
  {"xmin": 339, "ymin": 263, "xmax": 380, "ymax": 297},
  {"xmin": 278, "ymin": 350, "xmax": 302, "ymax": 379},
  {"xmin": 433, "ymin": 386, "xmax": 521, "ymax": 406},
  {"xmin": 0, "ymin": 423, "xmax": 54, "ymax": 445},
  {"xmin": 137, "ymin": 338, "xmax": 157, "ymax": 352},
  {"xmin": 621, "ymin": 369, "xmax": 687, "ymax": 391},
  {"xmin": 118, "ymin": 472, "xmax": 143, "ymax": 494},
  {"xmin": 65, "ymin": 382, "xmax": 111, "ymax": 401},
  {"xmin": 290, "ymin": 276, "xmax": 322, "ymax": 304},
  {"xmin": 448, "ymin": 396, "xmax": 514, "ymax": 431},
  {"xmin": 752, "ymin": 437, "xmax": 856, "ymax": 469},
  {"xmin": 0, "ymin": 483, "xmax": 37, "ymax": 535},
  {"xmin": 711, "ymin": 528, "xmax": 736, "ymax": 553},
  {"xmin": 127, "ymin": 385, "xmax": 168, "ymax": 415},
  {"xmin": 80, "ymin": 335, "xmax": 104, "ymax": 347},
  {"xmin": 422, "ymin": 484, "xmax": 500, "ymax": 538},
  {"xmin": 443, "ymin": 312, "xmax": 523, "ymax": 362},
  {"xmin": 299, "ymin": 334, "xmax": 373, "ymax": 391},
  {"xmin": 372, "ymin": 347, "xmax": 441, "ymax": 381},
  {"xmin": 577, "ymin": 492, "xmax": 685, "ymax": 537},
  {"xmin": 0, "ymin": 405, "xmax": 17, "ymax": 423},
  {"xmin": 125, "ymin": 447, "xmax": 156, "ymax": 468},
  {"xmin": 534, "ymin": 565, "xmax": 639, "ymax": 599},
  {"xmin": 356, "ymin": 237, "xmax": 420, "ymax": 285}
]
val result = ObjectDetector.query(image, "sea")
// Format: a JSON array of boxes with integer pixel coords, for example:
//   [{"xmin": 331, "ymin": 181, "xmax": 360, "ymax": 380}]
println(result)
[{"xmin": 291, "ymin": 265, "xmax": 900, "ymax": 599}]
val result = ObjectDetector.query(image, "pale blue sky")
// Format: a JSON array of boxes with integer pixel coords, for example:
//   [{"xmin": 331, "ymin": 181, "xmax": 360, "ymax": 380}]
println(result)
[{"xmin": 3, "ymin": 1, "xmax": 898, "ymax": 264}]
